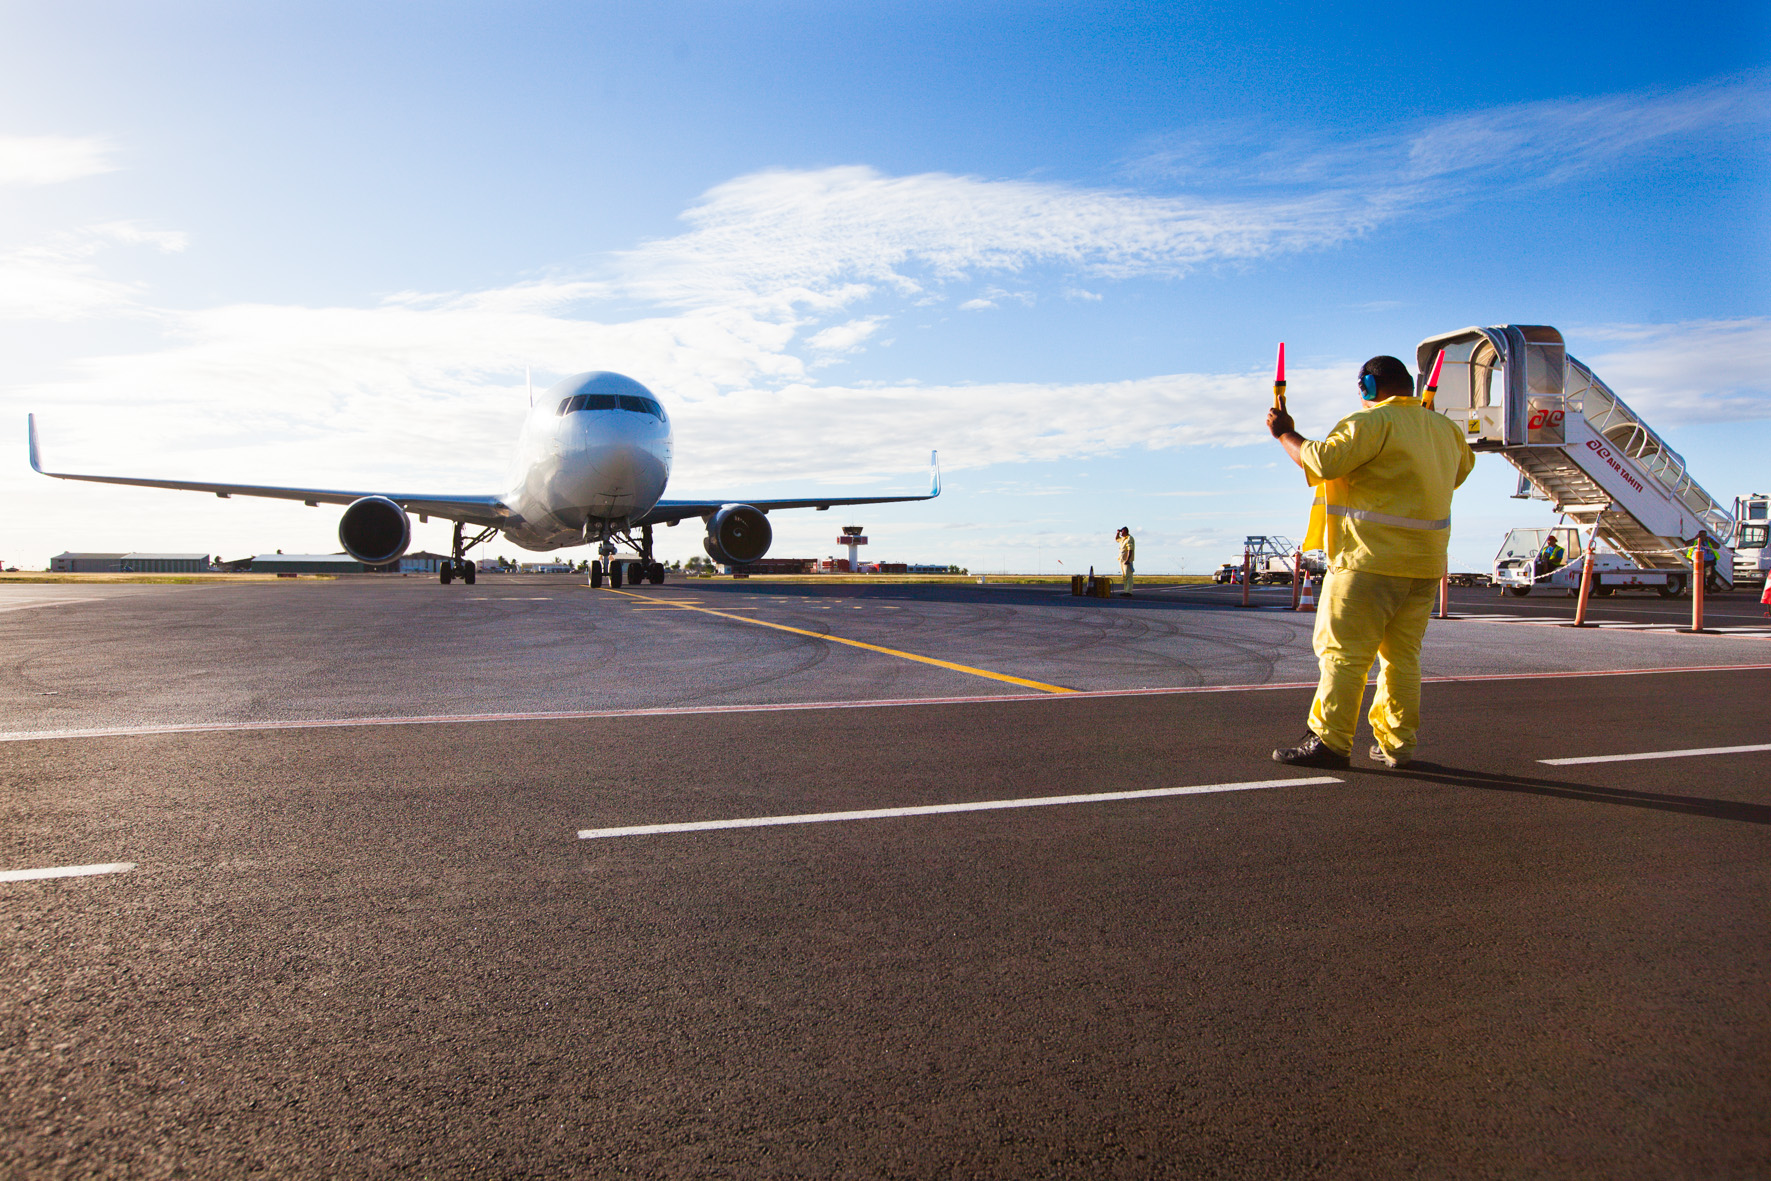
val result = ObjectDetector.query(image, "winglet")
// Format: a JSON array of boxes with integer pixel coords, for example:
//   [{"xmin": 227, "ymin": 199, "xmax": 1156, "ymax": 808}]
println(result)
[
  {"xmin": 930, "ymin": 449, "xmax": 941, "ymax": 498},
  {"xmin": 27, "ymin": 414, "xmax": 44, "ymax": 474}
]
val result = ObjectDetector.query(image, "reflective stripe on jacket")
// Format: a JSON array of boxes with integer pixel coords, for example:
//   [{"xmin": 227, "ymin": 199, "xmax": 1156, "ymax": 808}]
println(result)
[{"xmin": 1301, "ymin": 396, "xmax": 1475, "ymax": 579}]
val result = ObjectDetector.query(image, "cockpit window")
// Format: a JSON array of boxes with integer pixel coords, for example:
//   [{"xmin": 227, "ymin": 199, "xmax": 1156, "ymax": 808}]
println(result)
[
  {"xmin": 618, "ymin": 395, "xmax": 664, "ymax": 418},
  {"xmin": 558, "ymin": 391, "xmax": 664, "ymax": 418}
]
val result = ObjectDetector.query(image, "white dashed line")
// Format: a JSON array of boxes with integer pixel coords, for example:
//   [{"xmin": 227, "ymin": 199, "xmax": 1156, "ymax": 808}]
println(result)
[
  {"xmin": 578, "ymin": 776, "xmax": 1341, "ymax": 840},
  {"xmin": 1541, "ymin": 743, "xmax": 1771, "ymax": 766},
  {"xmin": 0, "ymin": 861, "xmax": 136, "ymax": 883}
]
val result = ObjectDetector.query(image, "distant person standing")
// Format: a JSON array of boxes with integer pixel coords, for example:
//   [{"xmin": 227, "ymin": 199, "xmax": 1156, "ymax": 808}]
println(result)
[
  {"xmin": 1265, "ymin": 355, "xmax": 1475, "ymax": 769},
  {"xmin": 1117, "ymin": 527, "xmax": 1135, "ymax": 596}
]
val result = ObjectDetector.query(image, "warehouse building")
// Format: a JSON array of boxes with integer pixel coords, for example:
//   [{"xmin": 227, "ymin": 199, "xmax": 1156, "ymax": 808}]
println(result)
[
  {"xmin": 51, "ymin": 552, "xmax": 210, "ymax": 573},
  {"xmin": 398, "ymin": 551, "xmax": 451, "ymax": 574}
]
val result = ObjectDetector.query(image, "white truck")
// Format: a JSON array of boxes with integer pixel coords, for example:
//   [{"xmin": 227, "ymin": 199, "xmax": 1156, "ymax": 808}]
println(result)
[
  {"xmin": 1240, "ymin": 536, "xmax": 1327, "ymax": 585},
  {"xmin": 1492, "ymin": 526, "xmax": 1687, "ymax": 597},
  {"xmin": 1730, "ymin": 493, "xmax": 1768, "ymax": 586}
]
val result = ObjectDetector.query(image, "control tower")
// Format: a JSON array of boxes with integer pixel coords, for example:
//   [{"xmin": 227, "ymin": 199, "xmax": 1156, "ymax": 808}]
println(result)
[{"xmin": 838, "ymin": 525, "xmax": 867, "ymax": 572}]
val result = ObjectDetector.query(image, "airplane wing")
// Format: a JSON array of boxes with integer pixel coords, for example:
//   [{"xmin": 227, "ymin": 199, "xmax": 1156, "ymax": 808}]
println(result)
[
  {"xmin": 26, "ymin": 414, "xmax": 512, "ymax": 529},
  {"xmin": 634, "ymin": 451, "xmax": 942, "ymax": 526}
]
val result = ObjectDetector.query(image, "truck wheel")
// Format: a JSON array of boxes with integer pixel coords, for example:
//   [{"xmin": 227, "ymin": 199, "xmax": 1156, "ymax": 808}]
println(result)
[{"xmin": 1509, "ymin": 586, "xmax": 1530, "ymax": 597}]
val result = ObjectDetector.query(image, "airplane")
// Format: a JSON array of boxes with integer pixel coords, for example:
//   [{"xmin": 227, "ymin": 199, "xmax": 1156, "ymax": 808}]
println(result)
[{"xmin": 27, "ymin": 370, "xmax": 940, "ymax": 587}]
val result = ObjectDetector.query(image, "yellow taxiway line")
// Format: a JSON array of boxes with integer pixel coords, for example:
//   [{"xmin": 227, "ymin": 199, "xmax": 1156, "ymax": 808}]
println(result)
[{"xmin": 603, "ymin": 587, "xmax": 1073, "ymax": 694}]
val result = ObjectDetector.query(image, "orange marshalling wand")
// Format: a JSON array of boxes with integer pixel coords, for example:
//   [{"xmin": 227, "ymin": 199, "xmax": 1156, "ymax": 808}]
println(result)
[
  {"xmin": 1422, "ymin": 348, "xmax": 1445, "ymax": 410},
  {"xmin": 1273, "ymin": 342, "xmax": 1286, "ymax": 410}
]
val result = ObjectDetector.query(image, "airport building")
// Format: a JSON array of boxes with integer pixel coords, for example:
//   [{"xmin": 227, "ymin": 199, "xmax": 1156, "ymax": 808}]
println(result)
[
  {"xmin": 51, "ymin": 552, "xmax": 210, "ymax": 573},
  {"xmin": 398, "ymin": 551, "xmax": 450, "ymax": 573}
]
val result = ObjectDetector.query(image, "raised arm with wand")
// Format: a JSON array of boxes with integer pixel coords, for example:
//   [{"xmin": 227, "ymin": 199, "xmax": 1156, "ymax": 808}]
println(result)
[{"xmin": 1422, "ymin": 348, "xmax": 1445, "ymax": 409}]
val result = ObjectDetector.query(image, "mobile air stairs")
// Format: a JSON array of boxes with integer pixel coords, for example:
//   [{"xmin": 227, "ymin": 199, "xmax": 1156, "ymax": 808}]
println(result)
[{"xmin": 1417, "ymin": 324, "xmax": 1736, "ymax": 594}]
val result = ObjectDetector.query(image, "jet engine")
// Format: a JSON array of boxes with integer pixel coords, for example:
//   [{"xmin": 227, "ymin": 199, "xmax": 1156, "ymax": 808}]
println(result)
[
  {"xmin": 703, "ymin": 503, "xmax": 772, "ymax": 566},
  {"xmin": 338, "ymin": 495, "xmax": 412, "ymax": 566}
]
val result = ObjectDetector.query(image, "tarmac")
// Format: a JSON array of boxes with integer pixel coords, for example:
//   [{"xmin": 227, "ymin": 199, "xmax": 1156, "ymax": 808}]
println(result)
[{"xmin": 3, "ymin": 575, "xmax": 1768, "ymax": 1177}]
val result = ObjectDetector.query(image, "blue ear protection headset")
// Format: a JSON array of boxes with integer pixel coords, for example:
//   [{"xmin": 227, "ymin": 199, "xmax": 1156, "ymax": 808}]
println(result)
[{"xmin": 1360, "ymin": 373, "xmax": 1380, "ymax": 401}]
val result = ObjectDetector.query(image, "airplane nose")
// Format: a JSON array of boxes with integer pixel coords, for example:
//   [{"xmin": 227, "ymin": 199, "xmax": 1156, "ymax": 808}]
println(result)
[{"xmin": 568, "ymin": 430, "xmax": 667, "ymax": 517}]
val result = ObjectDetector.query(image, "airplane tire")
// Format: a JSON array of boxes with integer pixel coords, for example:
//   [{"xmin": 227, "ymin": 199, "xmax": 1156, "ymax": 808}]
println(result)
[
  {"xmin": 440, "ymin": 565, "xmax": 453, "ymax": 585},
  {"xmin": 590, "ymin": 565, "xmax": 604, "ymax": 588},
  {"xmin": 650, "ymin": 566, "xmax": 664, "ymax": 585},
  {"xmin": 463, "ymin": 563, "xmax": 476, "ymax": 585},
  {"xmin": 610, "ymin": 563, "xmax": 623, "ymax": 589}
]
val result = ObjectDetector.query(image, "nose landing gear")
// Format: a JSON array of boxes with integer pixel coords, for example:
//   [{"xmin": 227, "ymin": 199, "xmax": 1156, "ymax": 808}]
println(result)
[
  {"xmin": 585, "ymin": 521, "xmax": 667, "ymax": 588},
  {"xmin": 440, "ymin": 521, "xmax": 494, "ymax": 586},
  {"xmin": 581, "ymin": 521, "xmax": 669, "ymax": 588}
]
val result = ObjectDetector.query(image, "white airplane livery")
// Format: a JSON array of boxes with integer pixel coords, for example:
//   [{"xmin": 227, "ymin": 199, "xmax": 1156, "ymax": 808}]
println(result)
[{"xmin": 28, "ymin": 370, "xmax": 939, "ymax": 586}]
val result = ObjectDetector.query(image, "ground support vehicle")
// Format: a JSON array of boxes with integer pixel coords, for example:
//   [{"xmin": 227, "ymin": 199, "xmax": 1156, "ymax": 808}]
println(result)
[
  {"xmin": 1730, "ymin": 494, "xmax": 1767, "ymax": 586},
  {"xmin": 1240, "ymin": 536, "xmax": 1327, "ymax": 585},
  {"xmin": 1492, "ymin": 526, "xmax": 1684, "ymax": 597}
]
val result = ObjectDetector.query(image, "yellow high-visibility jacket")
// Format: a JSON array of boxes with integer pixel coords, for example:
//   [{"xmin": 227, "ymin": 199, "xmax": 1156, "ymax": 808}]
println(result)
[
  {"xmin": 1119, "ymin": 535, "xmax": 1135, "ymax": 564},
  {"xmin": 1301, "ymin": 396, "xmax": 1475, "ymax": 579}
]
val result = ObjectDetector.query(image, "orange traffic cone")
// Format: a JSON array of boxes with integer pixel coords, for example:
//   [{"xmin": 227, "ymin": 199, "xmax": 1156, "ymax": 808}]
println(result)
[{"xmin": 1299, "ymin": 574, "xmax": 1316, "ymax": 611}]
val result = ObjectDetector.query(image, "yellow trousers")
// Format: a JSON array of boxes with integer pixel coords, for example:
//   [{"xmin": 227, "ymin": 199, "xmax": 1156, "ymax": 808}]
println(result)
[
  {"xmin": 1120, "ymin": 561, "xmax": 1134, "ymax": 594},
  {"xmin": 1307, "ymin": 570, "xmax": 1438, "ymax": 759}
]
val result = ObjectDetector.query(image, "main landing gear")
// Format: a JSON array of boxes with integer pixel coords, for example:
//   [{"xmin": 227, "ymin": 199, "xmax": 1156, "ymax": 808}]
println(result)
[
  {"xmin": 439, "ymin": 521, "xmax": 496, "ymax": 586},
  {"xmin": 587, "ymin": 522, "xmax": 667, "ymax": 588}
]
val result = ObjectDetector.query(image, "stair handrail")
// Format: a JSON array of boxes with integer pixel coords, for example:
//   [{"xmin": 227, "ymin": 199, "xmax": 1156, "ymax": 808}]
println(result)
[{"xmin": 1563, "ymin": 355, "xmax": 1732, "ymax": 539}]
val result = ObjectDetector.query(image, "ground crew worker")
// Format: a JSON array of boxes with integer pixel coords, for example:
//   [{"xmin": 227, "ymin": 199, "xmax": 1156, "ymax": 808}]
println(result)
[
  {"xmin": 1117, "ymin": 526, "xmax": 1135, "ymax": 596},
  {"xmin": 1265, "ymin": 354, "xmax": 1475, "ymax": 769},
  {"xmin": 1685, "ymin": 532, "xmax": 1721, "ymax": 589},
  {"xmin": 1536, "ymin": 534, "xmax": 1566, "ymax": 578}
]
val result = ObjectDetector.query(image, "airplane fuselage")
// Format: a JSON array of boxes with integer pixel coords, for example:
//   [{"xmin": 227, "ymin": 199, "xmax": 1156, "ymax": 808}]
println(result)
[{"xmin": 500, "ymin": 371, "xmax": 674, "ymax": 551}]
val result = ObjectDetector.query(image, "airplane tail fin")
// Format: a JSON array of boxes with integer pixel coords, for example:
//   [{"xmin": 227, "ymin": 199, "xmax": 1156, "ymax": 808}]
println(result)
[
  {"xmin": 27, "ymin": 414, "xmax": 44, "ymax": 474},
  {"xmin": 929, "ymin": 449, "xmax": 941, "ymax": 498}
]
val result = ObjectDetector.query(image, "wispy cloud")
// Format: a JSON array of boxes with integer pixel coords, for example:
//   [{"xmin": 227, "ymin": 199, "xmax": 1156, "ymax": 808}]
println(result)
[
  {"xmin": 1578, "ymin": 318, "xmax": 1771, "ymax": 424},
  {"xmin": 0, "ymin": 134, "xmax": 117, "ymax": 187},
  {"xmin": 0, "ymin": 222, "xmax": 191, "ymax": 320},
  {"xmin": 1127, "ymin": 74, "xmax": 1767, "ymax": 196},
  {"xmin": 607, "ymin": 165, "xmax": 1382, "ymax": 319}
]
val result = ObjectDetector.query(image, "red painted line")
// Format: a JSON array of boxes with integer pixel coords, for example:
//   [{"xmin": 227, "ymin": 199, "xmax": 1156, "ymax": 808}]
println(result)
[{"xmin": 2, "ymin": 662, "xmax": 1768, "ymax": 743}]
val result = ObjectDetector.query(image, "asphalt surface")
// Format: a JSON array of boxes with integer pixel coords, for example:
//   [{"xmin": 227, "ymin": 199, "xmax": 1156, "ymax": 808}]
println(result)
[{"xmin": 3, "ymin": 577, "xmax": 1768, "ymax": 1178}]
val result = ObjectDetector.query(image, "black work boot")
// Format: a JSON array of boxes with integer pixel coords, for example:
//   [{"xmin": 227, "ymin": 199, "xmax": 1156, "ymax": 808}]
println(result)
[{"xmin": 1271, "ymin": 733, "xmax": 1350, "ymax": 769}]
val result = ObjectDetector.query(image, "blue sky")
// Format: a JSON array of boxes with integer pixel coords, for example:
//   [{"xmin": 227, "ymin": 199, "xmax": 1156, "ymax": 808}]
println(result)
[{"xmin": 2, "ymin": 1, "xmax": 1766, "ymax": 572}]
